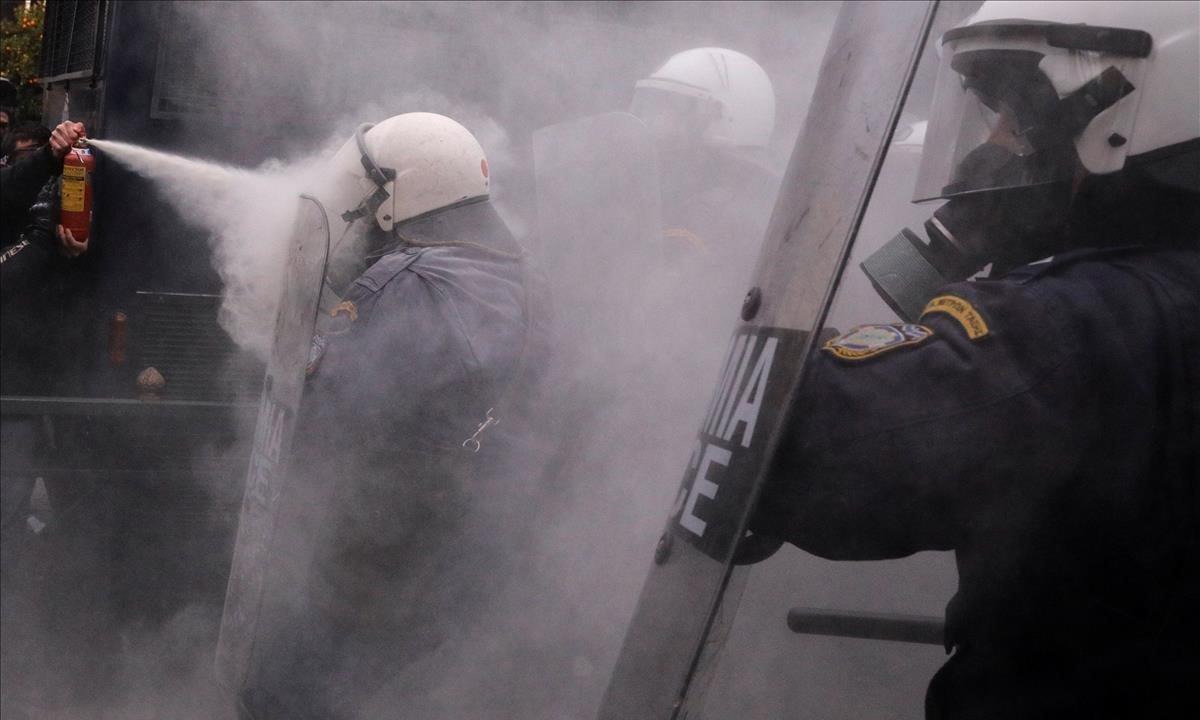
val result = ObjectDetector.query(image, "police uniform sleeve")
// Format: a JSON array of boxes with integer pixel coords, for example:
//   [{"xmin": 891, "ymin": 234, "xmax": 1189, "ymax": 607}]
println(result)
[
  {"xmin": 752, "ymin": 276, "xmax": 1082, "ymax": 560},
  {"xmin": 301, "ymin": 250, "xmax": 494, "ymax": 448}
]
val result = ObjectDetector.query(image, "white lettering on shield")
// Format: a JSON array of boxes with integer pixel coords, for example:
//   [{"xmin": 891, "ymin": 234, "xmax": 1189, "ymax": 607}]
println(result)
[
  {"xmin": 247, "ymin": 397, "xmax": 288, "ymax": 509},
  {"xmin": 679, "ymin": 334, "xmax": 779, "ymax": 539},
  {"xmin": 680, "ymin": 444, "xmax": 731, "ymax": 537}
]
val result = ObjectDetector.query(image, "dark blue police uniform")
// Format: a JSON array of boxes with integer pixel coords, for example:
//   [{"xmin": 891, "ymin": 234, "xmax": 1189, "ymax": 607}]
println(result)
[
  {"xmin": 251, "ymin": 199, "xmax": 552, "ymax": 719},
  {"xmin": 753, "ymin": 246, "xmax": 1199, "ymax": 719}
]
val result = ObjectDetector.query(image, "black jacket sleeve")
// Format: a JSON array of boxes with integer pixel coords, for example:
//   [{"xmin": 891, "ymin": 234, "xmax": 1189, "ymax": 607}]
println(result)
[
  {"xmin": 1, "ymin": 179, "xmax": 60, "ymax": 303},
  {"xmin": 1, "ymin": 145, "xmax": 61, "ymax": 221}
]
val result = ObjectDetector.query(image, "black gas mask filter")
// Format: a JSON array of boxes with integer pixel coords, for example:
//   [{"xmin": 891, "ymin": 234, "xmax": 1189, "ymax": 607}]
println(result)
[
  {"xmin": 861, "ymin": 176, "xmax": 1077, "ymax": 321},
  {"xmin": 861, "ymin": 51, "xmax": 1135, "ymax": 322},
  {"xmin": 860, "ymin": 203, "xmax": 981, "ymax": 322}
]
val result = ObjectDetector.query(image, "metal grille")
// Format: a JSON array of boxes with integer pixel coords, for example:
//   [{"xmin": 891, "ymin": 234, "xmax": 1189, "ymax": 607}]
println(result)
[
  {"xmin": 39, "ymin": 0, "xmax": 107, "ymax": 82},
  {"xmin": 147, "ymin": 4, "xmax": 211, "ymax": 119},
  {"xmin": 148, "ymin": 2, "xmax": 317, "ymax": 119},
  {"xmin": 132, "ymin": 292, "xmax": 264, "ymax": 403}
]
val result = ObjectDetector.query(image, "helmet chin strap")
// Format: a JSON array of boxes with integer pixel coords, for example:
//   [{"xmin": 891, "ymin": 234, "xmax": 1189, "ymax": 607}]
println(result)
[
  {"xmin": 323, "ymin": 120, "xmax": 403, "ymax": 298},
  {"xmin": 340, "ymin": 123, "xmax": 398, "ymax": 224}
]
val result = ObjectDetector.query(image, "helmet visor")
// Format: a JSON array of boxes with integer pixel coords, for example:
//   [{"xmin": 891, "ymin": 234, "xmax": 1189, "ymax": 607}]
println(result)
[
  {"xmin": 915, "ymin": 38, "xmax": 1144, "ymax": 202},
  {"xmin": 630, "ymin": 86, "xmax": 719, "ymax": 144}
]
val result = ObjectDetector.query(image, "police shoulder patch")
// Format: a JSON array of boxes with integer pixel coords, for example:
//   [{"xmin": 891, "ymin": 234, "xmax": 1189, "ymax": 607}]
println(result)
[
  {"xmin": 920, "ymin": 294, "xmax": 989, "ymax": 340},
  {"xmin": 822, "ymin": 323, "xmax": 934, "ymax": 361}
]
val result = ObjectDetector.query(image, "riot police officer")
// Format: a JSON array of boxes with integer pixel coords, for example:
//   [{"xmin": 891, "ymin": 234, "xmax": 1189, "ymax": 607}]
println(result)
[
  {"xmin": 242, "ymin": 112, "xmax": 551, "ymax": 719},
  {"xmin": 628, "ymin": 46, "xmax": 780, "ymax": 316},
  {"xmin": 752, "ymin": 2, "xmax": 1199, "ymax": 717}
]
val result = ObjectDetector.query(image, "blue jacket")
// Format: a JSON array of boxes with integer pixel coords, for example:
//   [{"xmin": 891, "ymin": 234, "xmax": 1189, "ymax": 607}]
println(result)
[
  {"xmin": 295, "ymin": 198, "xmax": 551, "ymax": 557},
  {"xmin": 754, "ymin": 246, "xmax": 1199, "ymax": 718},
  {"xmin": 302, "ymin": 208, "xmax": 539, "ymax": 456},
  {"xmin": 250, "ymin": 200, "xmax": 552, "ymax": 720}
]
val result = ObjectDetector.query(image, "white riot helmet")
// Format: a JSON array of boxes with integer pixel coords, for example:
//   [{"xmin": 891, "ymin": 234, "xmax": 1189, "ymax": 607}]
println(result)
[
  {"xmin": 320, "ymin": 112, "xmax": 490, "ymax": 240},
  {"xmin": 862, "ymin": 1, "xmax": 1199, "ymax": 322},
  {"xmin": 630, "ymin": 47, "xmax": 775, "ymax": 148},
  {"xmin": 916, "ymin": 0, "xmax": 1200, "ymax": 202}
]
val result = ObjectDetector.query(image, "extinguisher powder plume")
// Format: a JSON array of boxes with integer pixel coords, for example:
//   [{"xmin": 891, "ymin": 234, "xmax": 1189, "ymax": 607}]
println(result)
[{"xmin": 84, "ymin": 138, "xmax": 328, "ymax": 360}]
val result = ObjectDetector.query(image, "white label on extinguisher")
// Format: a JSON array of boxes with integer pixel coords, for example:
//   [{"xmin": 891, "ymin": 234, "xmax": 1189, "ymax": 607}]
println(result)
[{"xmin": 61, "ymin": 164, "xmax": 87, "ymax": 212}]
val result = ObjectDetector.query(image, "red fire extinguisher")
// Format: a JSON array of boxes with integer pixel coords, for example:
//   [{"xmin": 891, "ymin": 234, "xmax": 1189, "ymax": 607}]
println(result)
[{"xmin": 60, "ymin": 142, "xmax": 95, "ymax": 242}]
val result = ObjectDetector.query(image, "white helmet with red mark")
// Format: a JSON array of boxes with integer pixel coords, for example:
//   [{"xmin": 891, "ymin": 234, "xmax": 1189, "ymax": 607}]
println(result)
[{"xmin": 321, "ymin": 112, "xmax": 491, "ymax": 235}]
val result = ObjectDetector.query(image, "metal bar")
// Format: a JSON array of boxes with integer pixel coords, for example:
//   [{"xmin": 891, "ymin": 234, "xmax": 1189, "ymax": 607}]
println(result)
[
  {"xmin": 91, "ymin": 0, "xmax": 108, "ymax": 83},
  {"xmin": 0, "ymin": 468, "xmax": 244, "ymax": 480},
  {"xmin": 787, "ymin": 607, "xmax": 944, "ymax": 646},
  {"xmin": 135, "ymin": 291, "xmax": 224, "ymax": 299},
  {"xmin": 0, "ymin": 395, "xmax": 255, "ymax": 417},
  {"xmin": 65, "ymin": 0, "xmax": 78, "ymax": 73},
  {"xmin": 0, "ymin": 467, "xmax": 244, "ymax": 479},
  {"xmin": 41, "ymin": 69, "xmax": 95, "ymax": 86}
]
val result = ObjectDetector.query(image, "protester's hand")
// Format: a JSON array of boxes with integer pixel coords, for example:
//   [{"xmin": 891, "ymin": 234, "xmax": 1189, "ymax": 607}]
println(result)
[
  {"xmin": 56, "ymin": 224, "xmax": 88, "ymax": 258},
  {"xmin": 48, "ymin": 122, "xmax": 87, "ymax": 160}
]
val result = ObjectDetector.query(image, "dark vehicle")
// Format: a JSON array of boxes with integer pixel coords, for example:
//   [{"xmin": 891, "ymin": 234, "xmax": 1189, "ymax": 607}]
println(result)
[{"xmin": 3, "ymin": 0, "xmax": 267, "ymax": 632}]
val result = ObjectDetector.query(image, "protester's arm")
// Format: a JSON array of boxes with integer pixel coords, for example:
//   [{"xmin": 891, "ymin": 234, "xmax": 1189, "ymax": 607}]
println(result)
[
  {"xmin": 0, "ymin": 121, "xmax": 84, "ymax": 220},
  {"xmin": 0, "ymin": 145, "xmax": 59, "ymax": 220},
  {"xmin": 0, "ymin": 179, "xmax": 87, "ymax": 302}
]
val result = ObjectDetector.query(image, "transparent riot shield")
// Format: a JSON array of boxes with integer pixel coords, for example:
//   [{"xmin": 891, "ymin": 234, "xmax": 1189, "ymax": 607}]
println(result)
[
  {"xmin": 215, "ymin": 195, "xmax": 331, "ymax": 694},
  {"xmin": 596, "ymin": 3, "xmax": 942, "ymax": 718}
]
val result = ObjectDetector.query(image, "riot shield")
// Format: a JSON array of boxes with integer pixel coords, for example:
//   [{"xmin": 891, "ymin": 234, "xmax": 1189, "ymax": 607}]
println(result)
[
  {"xmin": 215, "ymin": 195, "xmax": 331, "ymax": 694},
  {"xmin": 596, "ymin": 3, "xmax": 941, "ymax": 718},
  {"xmin": 532, "ymin": 111, "xmax": 662, "ymax": 374}
]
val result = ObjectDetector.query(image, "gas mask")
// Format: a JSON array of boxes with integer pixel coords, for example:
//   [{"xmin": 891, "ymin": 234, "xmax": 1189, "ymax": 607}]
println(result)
[
  {"xmin": 862, "ymin": 169, "xmax": 1075, "ymax": 322},
  {"xmin": 862, "ymin": 38, "xmax": 1141, "ymax": 321}
]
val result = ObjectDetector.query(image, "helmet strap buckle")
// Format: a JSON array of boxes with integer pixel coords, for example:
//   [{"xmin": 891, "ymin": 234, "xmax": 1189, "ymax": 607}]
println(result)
[{"xmin": 340, "ymin": 185, "xmax": 391, "ymax": 224}]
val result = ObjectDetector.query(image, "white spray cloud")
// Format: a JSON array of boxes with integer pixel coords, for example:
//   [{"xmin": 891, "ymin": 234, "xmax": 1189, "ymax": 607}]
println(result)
[{"xmin": 86, "ymin": 138, "xmax": 333, "ymax": 361}]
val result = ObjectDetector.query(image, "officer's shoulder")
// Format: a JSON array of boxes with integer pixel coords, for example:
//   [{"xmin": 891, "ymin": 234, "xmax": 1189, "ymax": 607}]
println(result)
[
  {"xmin": 942, "ymin": 246, "xmax": 1198, "ymax": 326},
  {"xmin": 979, "ymin": 252, "xmax": 1086, "ymax": 287},
  {"xmin": 931, "ymin": 253, "xmax": 1104, "ymax": 316},
  {"xmin": 995, "ymin": 246, "xmax": 1196, "ymax": 287},
  {"xmin": 355, "ymin": 244, "xmax": 492, "ymax": 296},
  {"xmin": 350, "ymin": 247, "xmax": 426, "ymax": 294},
  {"xmin": 909, "ymin": 263, "xmax": 1066, "ymax": 345}
]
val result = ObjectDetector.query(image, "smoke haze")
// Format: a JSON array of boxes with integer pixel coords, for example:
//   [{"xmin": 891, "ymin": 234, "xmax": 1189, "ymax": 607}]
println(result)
[{"xmin": 3, "ymin": 2, "xmax": 962, "ymax": 719}]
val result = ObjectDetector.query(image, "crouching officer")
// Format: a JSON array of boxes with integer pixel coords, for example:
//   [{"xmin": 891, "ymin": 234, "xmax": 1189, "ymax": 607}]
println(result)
[
  {"xmin": 752, "ymin": 2, "xmax": 1199, "ymax": 718},
  {"xmin": 243, "ymin": 113, "xmax": 551, "ymax": 720}
]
